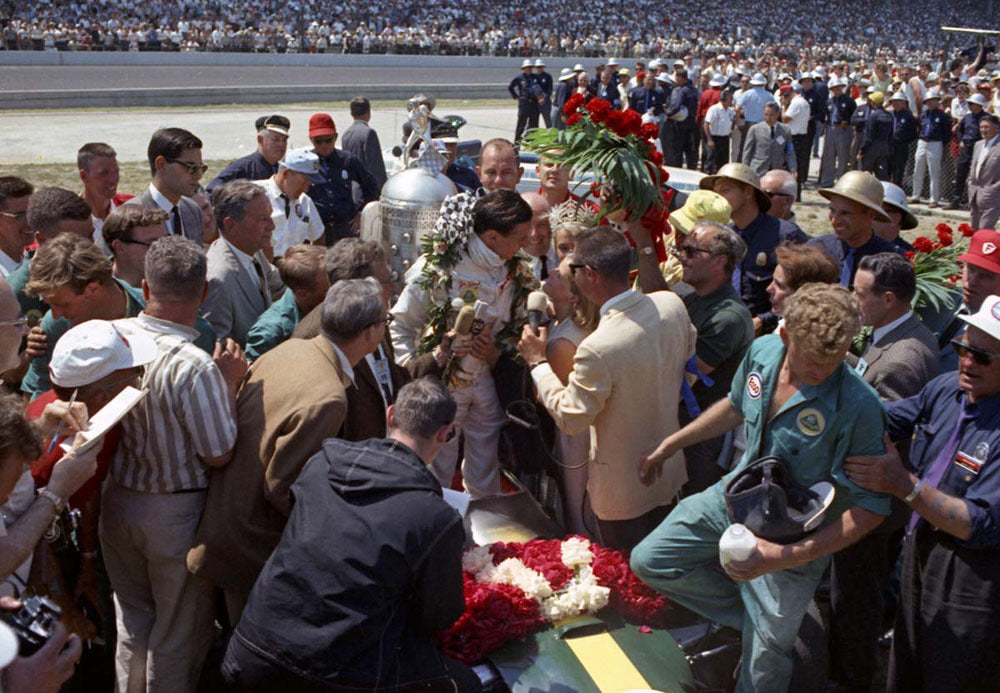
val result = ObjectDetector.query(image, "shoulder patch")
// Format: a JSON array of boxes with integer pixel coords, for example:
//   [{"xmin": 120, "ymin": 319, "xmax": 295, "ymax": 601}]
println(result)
[{"xmin": 746, "ymin": 372, "xmax": 763, "ymax": 400}]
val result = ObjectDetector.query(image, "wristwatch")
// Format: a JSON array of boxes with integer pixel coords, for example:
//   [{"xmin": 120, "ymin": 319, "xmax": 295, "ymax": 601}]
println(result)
[
  {"xmin": 37, "ymin": 487, "xmax": 66, "ymax": 514},
  {"xmin": 640, "ymin": 246, "xmax": 655, "ymax": 256},
  {"xmin": 903, "ymin": 478, "xmax": 924, "ymax": 503}
]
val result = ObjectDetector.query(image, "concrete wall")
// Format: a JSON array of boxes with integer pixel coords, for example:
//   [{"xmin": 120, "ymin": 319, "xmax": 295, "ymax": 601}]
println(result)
[
  {"xmin": 0, "ymin": 51, "xmax": 547, "ymax": 68},
  {"xmin": 4, "ymin": 83, "xmax": 509, "ymax": 110}
]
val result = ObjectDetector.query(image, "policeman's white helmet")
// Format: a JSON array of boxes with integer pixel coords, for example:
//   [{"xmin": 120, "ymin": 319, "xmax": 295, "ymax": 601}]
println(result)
[
  {"xmin": 670, "ymin": 106, "xmax": 689, "ymax": 121},
  {"xmin": 521, "ymin": 59, "xmax": 533, "ymax": 68}
]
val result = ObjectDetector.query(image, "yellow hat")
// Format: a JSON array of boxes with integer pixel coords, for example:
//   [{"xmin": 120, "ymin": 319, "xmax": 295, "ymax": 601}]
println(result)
[
  {"xmin": 869, "ymin": 91, "xmax": 884, "ymax": 105},
  {"xmin": 668, "ymin": 189, "xmax": 733, "ymax": 235}
]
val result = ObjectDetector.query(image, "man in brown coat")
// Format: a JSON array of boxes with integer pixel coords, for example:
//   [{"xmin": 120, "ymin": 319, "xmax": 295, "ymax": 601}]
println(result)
[{"xmin": 187, "ymin": 277, "xmax": 388, "ymax": 621}]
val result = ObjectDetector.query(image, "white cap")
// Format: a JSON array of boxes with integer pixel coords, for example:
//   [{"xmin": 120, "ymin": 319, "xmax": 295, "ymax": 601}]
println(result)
[
  {"xmin": 925, "ymin": 87, "xmax": 941, "ymax": 101},
  {"xmin": 709, "ymin": 74, "xmax": 726, "ymax": 87},
  {"xmin": 889, "ymin": 91, "xmax": 908, "ymax": 102},
  {"xmin": 521, "ymin": 58, "xmax": 533, "ymax": 68},
  {"xmin": 866, "ymin": 85, "xmax": 877, "ymax": 94},
  {"xmin": 968, "ymin": 93, "xmax": 987, "ymax": 107},
  {"xmin": 830, "ymin": 77, "xmax": 846, "ymax": 89},
  {"xmin": 50, "ymin": 320, "xmax": 158, "ymax": 389},
  {"xmin": 959, "ymin": 295, "xmax": 1000, "ymax": 343},
  {"xmin": 280, "ymin": 147, "xmax": 325, "ymax": 183},
  {"xmin": 647, "ymin": 59, "xmax": 659, "ymax": 70},
  {"xmin": 673, "ymin": 59, "xmax": 685, "ymax": 67},
  {"xmin": 656, "ymin": 72, "xmax": 673, "ymax": 84},
  {"xmin": 573, "ymin": 63, "xmax": 585, "ymax": 72},
  {"xmin": 925, "ymin": 71, "xmax": 939, "ymax": 83},
  {"xmin": 750, "ymin": 72, "xmax": 767, "ymax": 86},
  {"xmin": 534, "ymin": 58, "xmax": 545, "ymax": 67},
  {"xmin": 813, "ymin": 66, "xmax": 827, "ymax": 77},
  {"xmin": 558, "ymin": 67, "xmax": 574, "ymax": 82},
  {"xmin": 607, "ymin": 57, "xmax": 619, "ymax": 66},
  {"xmin": 791, "ymin": 80, "xmax": 803, "ymax": 92}
]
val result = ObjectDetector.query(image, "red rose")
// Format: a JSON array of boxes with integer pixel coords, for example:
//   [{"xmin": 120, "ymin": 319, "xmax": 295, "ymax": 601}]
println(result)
[
  {"xmin": 640, "ymin": 122, "xmax": 660, "ymax": 140},
  {"xmin": 620, "ymin": 109, "xmax": 643, "ymax": 137},
  {"xmin": 937, "ymin": 228, "xmax": 953, "ymax": 247},
  {"xmin": 585, "ymin": 98, "xmax": 612, "ymax": 124},
  {"xmin": 912, "ymin": 236, "xmax": 934, "ymax": 253},
  {"xmin": 958, "ymin": 222, "xmax": 975, "ymax": 238},
  {"xmin": 646, "ymin": 149, "xmax": 664, "ymax": 166},
  {"xmin": 935, "ymin": 222, "xmax": 954, "ymax": 235},
  {"xmin": 566, "ymin": 112, "xmax": 583, "ymax": 127},
  {"xmin": 563, "ymin": 93, "xmax": 584, "ymax": 116},
  {"xmin": 605, "ymin": 110, "xmax": 628, "ymax": 137},
  {"xmin": 905, "ymin": 251, "xmax": 915, "ymax": 260}
]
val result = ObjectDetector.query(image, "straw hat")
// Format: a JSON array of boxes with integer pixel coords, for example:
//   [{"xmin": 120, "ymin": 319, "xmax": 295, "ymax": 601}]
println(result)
[
  {"xmin": 818, "ymin": 171, "xmax": 890, "ymax": 222},
  {"xmin": 699, "ymin": 163, "xmax": 772, "ymax": 213}
]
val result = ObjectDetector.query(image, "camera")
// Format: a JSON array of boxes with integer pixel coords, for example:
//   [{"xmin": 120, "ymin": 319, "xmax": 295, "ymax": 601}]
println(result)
[{"xmin": 0, "ymin": 595, "xmax": 63, "ymax": 656}]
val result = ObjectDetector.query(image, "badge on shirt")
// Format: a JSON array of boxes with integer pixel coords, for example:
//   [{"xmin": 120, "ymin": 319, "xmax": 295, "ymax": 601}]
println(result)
[
  {"xmin": 746, "ymin": 372, "xmax": 763, "ymax": 400},
  {"xmin": 855, "ymin": 358, "xmax": 868, "ymax": 376},
  {"xmin": 775, "ymin": 135, "xmax": 786, "ymax": 146},
  {"xmin": 341, "ymin": 169, "xmax": 349, "ymax": 180},
  {"xmin": 294, "ymin": 202, "xmax": 304, "ymax": 219},
  {"xmin": 796, "ymin": 408, "xmax": 825, "ymax": 436},
  {"xmin": 456, "ymin": 280, "xmax": 480, "ymax": 305},
  {"xmin": 755, "ymin": 252, "xmax": 767, "ymax": 267},
  {"xmin": 954, "ymin": 451, "xmax": 982, "ymax": 475}
]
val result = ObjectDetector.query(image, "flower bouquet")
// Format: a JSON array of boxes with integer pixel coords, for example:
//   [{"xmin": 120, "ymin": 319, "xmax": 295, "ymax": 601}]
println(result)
[
  {"xmin": 906, "ymin": 222, "xmax": 974, "ymax": 311},
  {"xmin": 521, "ymin": 96, "xmax": 674, "ymax": 261},
  {"xmin": 437, "ymin": 536, "xmax": 670, "ymax": 664}
]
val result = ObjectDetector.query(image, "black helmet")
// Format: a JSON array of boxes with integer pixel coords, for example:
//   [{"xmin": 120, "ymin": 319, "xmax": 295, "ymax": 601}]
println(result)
[{"xmin": 724, "ymin": 457, "xmax": 834, "ymax": 544}]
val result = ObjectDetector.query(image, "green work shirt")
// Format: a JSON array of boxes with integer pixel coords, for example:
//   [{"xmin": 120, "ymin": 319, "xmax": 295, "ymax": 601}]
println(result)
[
  {"xmin": 682, "ymin": 282, "xmax": 754, "ymax": 412},
  {"xmin": 244, "ymin": 289, "xmax": 300, "ymax": 363},
  {"xmin": 22, "ymin": 278, "xmax": 217, "ymax": 399},
  {"xmin": 7, "ymin": 257, "xmax": 46, "ymax": 327},
  {"xmin": 725, "ymin": 334, "xmax": 891, "ymax": 520}
]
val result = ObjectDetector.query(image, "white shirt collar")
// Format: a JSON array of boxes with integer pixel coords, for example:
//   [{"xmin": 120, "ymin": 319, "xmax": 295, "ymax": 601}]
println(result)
[
  {"xmin": 873, "ymin": 310, "xmax": 912, "ymax": 345},
  {"xmin": 599, "ymin": 289, "xmax": 636, "ymax": 318},
  {"xmin": 0, "ymin": 248, "xmax": 22, "ymax": 277},
  {"xmin": 327, "ymin": 338, "xmax": 356, "ymax": 385},
  {"xmin": 987, "ymin": 134, "xmax": 1000, "ymax": 149},
  {"xmin": 148, "ymin": 182, "xmax": 174, "ymax": 214}
]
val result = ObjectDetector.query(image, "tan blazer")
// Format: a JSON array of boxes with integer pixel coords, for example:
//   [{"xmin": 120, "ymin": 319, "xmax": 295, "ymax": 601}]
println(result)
[
  {"xmin": 535, "ymin": 290, "xmax": 696, "ymax": 521},
  {"xmin": 846, "ymin": 313, "xmax": 939, "ymax": 402},
  {"xmin": 187, "ymin": 335, "xmax": 350, "ymax": 595}
]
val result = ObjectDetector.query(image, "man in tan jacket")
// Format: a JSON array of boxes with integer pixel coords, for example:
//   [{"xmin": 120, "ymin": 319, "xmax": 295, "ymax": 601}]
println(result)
[
  {"xmin": 187, "ymin": 277, "xmax": 387, "ymax": 621},
  {"xmin": 518, "ymin": 226, "xmax": 696, "ymax": 551}
]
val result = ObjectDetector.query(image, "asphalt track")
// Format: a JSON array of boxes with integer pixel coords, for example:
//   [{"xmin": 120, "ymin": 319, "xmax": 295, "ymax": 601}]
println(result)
[{"xmin": 0, "ymin": 64, "xmax": 520, "ymax": 91}]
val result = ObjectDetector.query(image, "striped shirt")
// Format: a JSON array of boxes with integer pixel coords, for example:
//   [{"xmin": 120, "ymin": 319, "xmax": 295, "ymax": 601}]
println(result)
[{"xmin": 112, "ymin": 312, "xmax": 237, "ymax": 493}]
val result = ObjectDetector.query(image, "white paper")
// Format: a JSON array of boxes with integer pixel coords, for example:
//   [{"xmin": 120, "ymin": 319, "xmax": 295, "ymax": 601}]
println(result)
[
  {"xmin": 442, "ymin": 488, "xmax": 471, "ymax": 518},
  {"xmin": 59, "ymin": 386, "xmax": 147, "ymax": 455}
]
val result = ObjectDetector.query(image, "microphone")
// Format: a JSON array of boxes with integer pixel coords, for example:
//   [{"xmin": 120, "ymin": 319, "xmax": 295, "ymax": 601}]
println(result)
[{"xmin": 527, "ymin": 291, "xmax": 549, "ymax": 335}]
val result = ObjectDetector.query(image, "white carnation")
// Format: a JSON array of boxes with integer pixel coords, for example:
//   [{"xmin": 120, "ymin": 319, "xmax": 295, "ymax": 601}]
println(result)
[
  {"xmin": 540, "ymin": 567, "xmax": 610, "ymax": 621},
  {"xmin": 462, "ymin": 545, "xmax": 494, "ymax": 575},
  {"xmin": 486, "ymin": 558, "xmax": 553, "ymax": 601},
  {"xmin": 560, "ymin": 537, "xmax": 594, "ymax": 568}
]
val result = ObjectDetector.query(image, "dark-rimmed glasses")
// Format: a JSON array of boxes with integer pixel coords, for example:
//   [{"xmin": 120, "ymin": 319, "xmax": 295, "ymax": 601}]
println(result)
[
  {"xmin": 165, "ymin": 158, "xmax": 209, "ymax": 176},
  {"xmin": 952, "ymin": 339, "xmax": 997, "ymax": 367}
]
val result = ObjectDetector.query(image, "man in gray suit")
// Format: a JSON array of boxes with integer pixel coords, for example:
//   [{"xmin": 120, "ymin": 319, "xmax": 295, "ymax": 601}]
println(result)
[
  {"xmin": 830, "ymin": 251, "xmax": 939, "ymax": 693},
  {"xmin": 341, "ymin": 97, "xmax": 388, "ymax": 193},
  {"xmin": 741, "ymin": 103, "xmax": 797, "ymax": 177},
  {"xmin": 127, "ymin": 128, "xmax": 205, "ymax": 246},
  {"xmin": 202, "ymin": 180, "xmax": 284, "ymax": 347},
  {"xmin": 969, "ymin": 114, "xmax": 1000, "ymax": 231}
]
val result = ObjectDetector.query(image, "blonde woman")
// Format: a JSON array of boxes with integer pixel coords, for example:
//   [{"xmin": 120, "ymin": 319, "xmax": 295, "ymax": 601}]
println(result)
[
  {"xmin": 549, "ymin": 200, "xmax": 599, "ymax": 262},
  {"xmin": 543, "ymin": 256, "xmax": 600, "ymax": 534}
]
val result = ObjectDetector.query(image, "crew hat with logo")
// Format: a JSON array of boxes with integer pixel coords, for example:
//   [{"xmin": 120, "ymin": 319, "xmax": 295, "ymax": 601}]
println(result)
[
  {"xmin": 959, "ymin": 229, "xmax": 1000, "ymax": 276},
  {"xmin": 959, "ymin": 295, "xmax": 1000, "ymax": 343},
  {"xmin": 50, "ymin": 320, "xmax": 158, "ymax": 389},
  {"xmin": 255, "ymin": 114, "xmax": 290, "ymax": 136},
  {"xmin": 279, "ymin": 148, "xmax": 325, "ymax": 183}
]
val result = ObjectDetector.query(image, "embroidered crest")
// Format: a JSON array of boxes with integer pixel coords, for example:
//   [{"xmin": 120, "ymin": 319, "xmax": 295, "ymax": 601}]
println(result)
[
  {"xmin": 796, "ymin": 408, "xmax": 825, "ymax": 436},
  {"xmin": 746, "ymin": 372, "xmax": 763, "ymax": 400},
  {"xmin": 975, "ymin": 441, "xmax": 990, "ymax": 461},
  {"xmin": 983, "ymin": 242, "xmax": 997, "ymax": 255}
]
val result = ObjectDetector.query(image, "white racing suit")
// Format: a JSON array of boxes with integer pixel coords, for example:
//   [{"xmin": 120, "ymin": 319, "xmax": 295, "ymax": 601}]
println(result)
[{"xmin": 390, "ymin": 232, "xmax": 518, "ymax": 498}]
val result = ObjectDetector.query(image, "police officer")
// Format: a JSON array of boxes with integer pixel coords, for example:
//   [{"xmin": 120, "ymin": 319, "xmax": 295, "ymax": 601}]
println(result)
[
  {"xmin": 819, "ymin": 78, "xmax": 857, "ymax": 187},
  {"xmin": 859, "ymin": 92, "xmax": 895, "ymax": 180},
  {"xmin": 253, "ymin": 147, "xmax": 326, "ymax": 258},
  {"xmin": 888, "ymin": 91, "xmax": 919, "ymax": 186},
  {"xmin": 306, "ymin": 113, "xmax": 379, "ymax": 244},
  {"xmin": 509, "ymin": 59, "xmax": 540, "ymax": 142},
  {"xmin": 846, "ymin": 294, "xmax": 1000, "ymax": 692},
  {"xmin": 635, "ymin": 283, "xmax": 890, "ymax": 693},
  {"xmin": 534, "ymin": 59, "xmax": 553, "ymax": 128},
  {"xmin": 850, "ymin": 86, "xmax": 874, "ymax": 170},
  {"xmin": 432, "ymin": 124, "xmax": 482, "ymax": 193},
  {"xmin": 628, "ymin": 71, "xmax": 666, "ymax": 118},
  {"xmin": 947, "ymin": 93, "xmax": 987, "ymax": 209},
  {"xmin": 208, "ymin": 114, "xmax": 290, "ymax": 192},
  {"xmin": 910, "ymin": 89, "xmax": 952, "ymax": 207},
  {"xmin": 666, "ymin": 68, "xmax": 700, "ymax": 169}
]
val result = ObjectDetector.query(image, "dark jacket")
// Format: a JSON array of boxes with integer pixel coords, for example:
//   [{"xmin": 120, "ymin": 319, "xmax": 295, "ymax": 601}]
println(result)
[
  {"xmin": 230, "ymin": 437, "xmax": 466, "ymax": 687},
  {"xmin": 207, "ymin": 151, "xmax": 279, "ymax": 192},
  {"xmin": 667, "ymin": 80, "xmax": 699, "ymax": 129},
  {"xmin": 892, "ymin": 108, "xmax": 919, "ymax": 145}
]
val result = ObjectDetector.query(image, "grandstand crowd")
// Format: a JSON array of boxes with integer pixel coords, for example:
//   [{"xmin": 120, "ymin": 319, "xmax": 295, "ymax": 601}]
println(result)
[{"xmin": 1, "ymin": 0, "xmax": 996, "ymax": 60}]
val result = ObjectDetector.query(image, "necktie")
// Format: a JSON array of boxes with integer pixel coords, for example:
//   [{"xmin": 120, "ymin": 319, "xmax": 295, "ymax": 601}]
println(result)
[
  {"xmin": 907, "ymin": 397, "xmax": 978, "ymax": 533},
  {"xmin": 770, "ymin": 125, "xmax": 775, "ymax": 140},
  {"xmin": 539, "ymin": 254, "xmax": 548, "ymax": 280},
  {"xmin": 252, "ymin": 257, "xmax": 271, "ymax": 304},
  {"xmin": 170, "ymin": 205, "xmax": 182, "ymax": 237},
  {"xmin": 281, "ymin": 194, "xmax": 291, "ymax": 219},
  {"xmin": 840, "ymin": 246, "xmax": 855, "ymax": 287}
]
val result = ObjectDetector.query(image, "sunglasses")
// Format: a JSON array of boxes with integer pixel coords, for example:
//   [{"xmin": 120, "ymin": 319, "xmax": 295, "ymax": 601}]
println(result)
[
  {"xmin": 370, "ymin": 313, "xmax": 394, "ymax": 328},
  {"xmin": 312, "ymin": 136, "xmax": 336, "ymax": 145},
  {"xmin": 679, "ymin": 244, "xmax": 714, "ymax": 257},
  {"xmin": 951, "ymin": 339, "xmax": 997, "ymax": 366},
  {"xmin": 121, "ymin": 238, "xmax": 159, "ymax": 248},
  {"xmin": 165, "ymin": 158, "xmax": 209, "ymax": 176}
]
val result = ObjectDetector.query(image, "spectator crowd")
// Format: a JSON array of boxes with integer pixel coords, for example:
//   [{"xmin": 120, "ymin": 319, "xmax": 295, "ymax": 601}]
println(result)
[
  {"xmin": 0, "ymin": 29, "xmax": 999, "ymax": 693},
  {"xmin": 1, "ymin": 0, "xmax": 996, "ymax": 61}
]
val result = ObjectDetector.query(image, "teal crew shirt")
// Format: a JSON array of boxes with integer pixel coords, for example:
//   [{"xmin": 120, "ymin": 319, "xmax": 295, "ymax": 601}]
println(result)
[
  {"xmin": 725, "ymin": 334, "xmax": 891, "ymax": 521},
  {"xmin": 244, "ymin": 289, "xmax": 300, "ymax": 363},
  {"xmin": 22, "ymin": 277, "xmax": 217, "ymax": 399},
  {"xmin": 7, "ymin": 257, "xmax": 47, "ymax": 327}
]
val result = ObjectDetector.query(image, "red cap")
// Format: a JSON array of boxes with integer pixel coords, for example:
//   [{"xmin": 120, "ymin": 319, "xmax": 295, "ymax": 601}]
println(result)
[
  {"xmin": 309, "ymin": 113, "xmax": 336, "ymax": 137},
  {"xmin": 779, "ymin": 84, "xmax": 792, "ymax": 94},
  {"xmin": 959, "ymin": 229, "xmax": 1000, "ymax": 274}
]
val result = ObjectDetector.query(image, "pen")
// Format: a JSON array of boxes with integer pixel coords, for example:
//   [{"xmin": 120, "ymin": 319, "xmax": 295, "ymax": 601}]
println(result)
[{"xmin": 46, "ymin": 388, "xmax": 78, "ymax": 456}]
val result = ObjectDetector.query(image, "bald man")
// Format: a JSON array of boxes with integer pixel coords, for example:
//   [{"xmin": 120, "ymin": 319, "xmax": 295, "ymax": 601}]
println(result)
[
  {"xmin": 760, "ymin": 170, "xmax": 798, "ymax": 221},
  {"xmin": 521, "ymin": 191, "xmax": 556, "ymax": 280}
]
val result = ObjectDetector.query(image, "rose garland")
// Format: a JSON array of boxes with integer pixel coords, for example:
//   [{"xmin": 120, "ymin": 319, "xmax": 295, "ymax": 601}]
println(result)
[
  {"xmin": 906, "ymin": 222, "xmax": 973, "ymax": 312},
  {"xmin": 438, "ymin": 536, "xmax": 671, "ymax": 664},
  {"xmin": 414, "ymin": 195, "xmax": 537, "ymax": 357}
]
